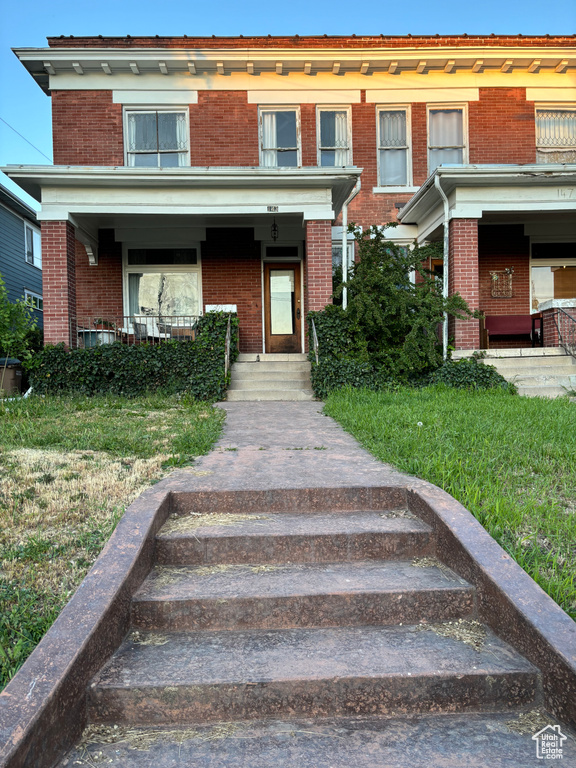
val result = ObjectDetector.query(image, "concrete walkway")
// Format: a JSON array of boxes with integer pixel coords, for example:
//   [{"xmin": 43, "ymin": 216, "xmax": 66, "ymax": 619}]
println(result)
[{"xmin": 168, "ymin": 401, "xmax": 411, "ymax": 494}]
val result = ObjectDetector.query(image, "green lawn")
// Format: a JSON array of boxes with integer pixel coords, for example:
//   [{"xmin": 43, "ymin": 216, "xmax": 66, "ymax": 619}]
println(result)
[
  {"xmin": 325, "ymin": 386, "xmax": 576, "ymax": 621},
  {"xmin": 0, "ymin": 393, "xmax": 224, "ymax": 688}
]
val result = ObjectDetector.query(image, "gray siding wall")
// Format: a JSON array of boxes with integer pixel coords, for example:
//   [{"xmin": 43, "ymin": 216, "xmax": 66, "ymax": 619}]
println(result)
[{"xmin": 0, "ymin": 203, "xmax": 43, "ymax": 328}]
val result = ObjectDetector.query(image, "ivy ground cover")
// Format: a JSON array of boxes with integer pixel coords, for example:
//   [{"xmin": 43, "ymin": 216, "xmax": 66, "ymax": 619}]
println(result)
[{"xmin": 325, "ymin": 386, "xmax": 576, "ymax": 621}]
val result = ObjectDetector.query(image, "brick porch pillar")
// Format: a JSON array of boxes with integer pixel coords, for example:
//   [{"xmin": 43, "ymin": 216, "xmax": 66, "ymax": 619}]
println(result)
[
  {"xmin": 41, "ymin": 220, "xmax": 77, "ymax": 347},
  {"xmin": 448, "ymin": 218, "xmax": 480, "ymax": 350},
  {"xmin": 305, "ymin": 220, "xmax": 333, "ymax": 313}
]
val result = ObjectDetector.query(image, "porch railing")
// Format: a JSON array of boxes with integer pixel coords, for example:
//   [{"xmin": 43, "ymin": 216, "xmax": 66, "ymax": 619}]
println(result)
[
  {"xmin": 72, "ymin": 315, "xmax": 201, "ymax": 348},
  {"xmin": 224, "ymin": 314, "xmax": 232, "ymax": 378},
  {"xmin": 555, "ymin": 308, "xmax": 576, "ymax": 359}
]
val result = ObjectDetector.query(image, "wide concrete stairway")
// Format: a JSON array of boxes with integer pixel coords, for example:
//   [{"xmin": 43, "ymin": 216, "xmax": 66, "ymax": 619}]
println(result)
[
  {"xmin": 73, "ymin": 492, "xmax": 550, "ymax": 766},
  {"xmin": 227, "ymin": 353, "xmax": 314, "ymax": 401},
  {"xmin": 454, "ymin": 347, "xmax": 576, "ymax": 398}
]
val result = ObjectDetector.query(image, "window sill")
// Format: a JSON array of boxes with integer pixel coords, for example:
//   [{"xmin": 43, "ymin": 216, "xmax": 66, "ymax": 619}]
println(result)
[{"xmin": 372, "ymin": 186, "xmax": 420, "ymax": 194}]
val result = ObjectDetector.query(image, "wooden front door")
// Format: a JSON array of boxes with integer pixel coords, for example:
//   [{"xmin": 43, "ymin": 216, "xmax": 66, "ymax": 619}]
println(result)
[{"xmin": 264, "ymin": 262, "xmax": 302, "ymax": 353}]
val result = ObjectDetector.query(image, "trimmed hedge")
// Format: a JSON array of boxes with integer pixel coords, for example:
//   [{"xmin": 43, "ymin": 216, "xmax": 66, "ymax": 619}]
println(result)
[{"xmin": 26, "ymin": 313, "xmax": 239, "ymax": 400}]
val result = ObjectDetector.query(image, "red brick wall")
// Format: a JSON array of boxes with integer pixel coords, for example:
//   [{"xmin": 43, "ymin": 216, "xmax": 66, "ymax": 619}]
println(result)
[
  {"xmin": 201, "ymin": 228, "xmax": 263, "ymax": 353},
  {"xmin": 470, "ymin": 89, "xmax": 536, "ymax": 164},
  {"xmin": 52, "ymin": 91, "xmax": 124, "ymax": 165},
  {"xmin": 189, "ymin": 92, "xmax": 259, "ymax": 166},
  {"xmin": 478, "ymin": 225, "xmax": 531, "ymax": 315},
  {"xmin": 449, "ymin": 218, "xmax": 480, "ymax": 349},
  {"xmin": 305, "ymin": 220, "xmax": 333, "ymax": 314},
  {"xmin": 75, "ymin": 230, "xmax": 123, "ymax": 322},
  {"xmin": 41, "ymin": 220, "xmax": 77, "ymax": 346}
]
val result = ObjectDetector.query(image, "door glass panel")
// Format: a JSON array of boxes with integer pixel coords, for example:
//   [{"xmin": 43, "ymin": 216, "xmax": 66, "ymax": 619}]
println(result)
[
  {"xmin": 270, "ymin": 270, "xmax": 295, "ymax": 335},
  {"xmin": 531, "ymin": 265, "xmax": 576, "ymax": 309}
]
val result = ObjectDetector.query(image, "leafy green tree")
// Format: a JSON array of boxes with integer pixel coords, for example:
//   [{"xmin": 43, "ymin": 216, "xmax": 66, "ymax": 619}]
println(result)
[
  {"xmin": 333, "ymin": 224, "xmax": 476, "ymax": 378},
  {"xmin": 0, "ymin": 274, "xmax": 37, "ymax": 394}
]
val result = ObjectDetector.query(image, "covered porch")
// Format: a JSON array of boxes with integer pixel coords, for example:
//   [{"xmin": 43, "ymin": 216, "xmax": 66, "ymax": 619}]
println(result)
[
  {"xmin": 398, "ymin": 164, "xmax": 576, "ymax": 353},
  {"xmin": 6, "ymin": 165, "xmax": 361, "ymax": 354}
]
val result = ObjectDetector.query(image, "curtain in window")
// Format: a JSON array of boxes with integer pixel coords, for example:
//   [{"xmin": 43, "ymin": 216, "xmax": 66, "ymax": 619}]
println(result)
[
  {"xmin": 536, "ymin": 110, "xmax": 576, "ymax": 164},
  {"xmin": 379, "ymin": 111, "xmax": 407, "ymax": 185},
  {"xmin": 429, "ymin": 109, "xmax": 464, "ymax": 172},
  {"xmin": 320, "ymin": 111, "xmax": 348, "ymax": 166},
  {"xmin": 127, "ymin": 112, "xmax": 187, "ymax": 167},
  {"xmin": 261, "ymin": 111, "xmax": 277, "ymax": 167},
  {"xmin": 128, "ymin": 273, "xmax": 142, "ymax": 315}
]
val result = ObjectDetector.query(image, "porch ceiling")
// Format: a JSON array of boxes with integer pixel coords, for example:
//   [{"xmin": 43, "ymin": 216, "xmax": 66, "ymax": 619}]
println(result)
[{"xmin": 398, "ymin": 164, "xmax": 576, "ymax": 242}]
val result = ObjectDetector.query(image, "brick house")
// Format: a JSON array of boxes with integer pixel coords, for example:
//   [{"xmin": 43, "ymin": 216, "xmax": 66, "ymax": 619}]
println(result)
[{"xmin": 4, "ymin": 35, "xmax": 576, "ymax": 353}]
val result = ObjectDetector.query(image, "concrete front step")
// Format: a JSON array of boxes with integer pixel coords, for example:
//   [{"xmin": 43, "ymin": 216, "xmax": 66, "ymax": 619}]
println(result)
[
  {"xmin": 62, "ymin": 712, "xmax": 575, "ymax": 768},
  {"xmin": 237, "ymin": 353, "xmax": 309, "ymax": 362},
  {"xmin": 154, "ymin": 510, "xmax": 434, "ymax": 566},
  {"xmin": 452, "ymin": 347, "xmax": 568, "ymax": 359},
  {"xmin": 231, "ymin": 369, "xmax": 312, "ymax": 382},
  {"xmin": 88, "ymin": 624, "xmax": 539, "ymax": 724},
  {"xmin": 516, "ymin": 385, "xmax": 569, "ymax": 398},
  {"xmin": 131, "ymin": 560, "xmax": 475, "ymax": 632},
  {"xmin": 232, "ymin": 361, "xmax": 312, "ymax": 373},
  {"xmin": 229, "ymin": 378, "xmax": 312, "ymax": 391},
  {"xmin": 227, "ymin": 388, "xmax": 315, "ymax": 401}
]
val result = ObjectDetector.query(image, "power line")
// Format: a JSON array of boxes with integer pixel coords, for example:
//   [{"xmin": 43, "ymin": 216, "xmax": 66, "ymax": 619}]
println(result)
[{"xmin": 0, "ymin": 116, "xmax": 52, "ymax": 162}]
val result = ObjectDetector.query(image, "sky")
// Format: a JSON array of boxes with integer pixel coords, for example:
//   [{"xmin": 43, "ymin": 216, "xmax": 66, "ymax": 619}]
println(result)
[{"xmin": 1, "ymin": 0, "xmax": 575, "ymax": 209}]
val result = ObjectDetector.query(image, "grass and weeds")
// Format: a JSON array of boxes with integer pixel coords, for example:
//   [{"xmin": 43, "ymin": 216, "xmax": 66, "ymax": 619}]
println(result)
[
  {"xmin": 0, "ymin": 392, "xmax": 224, "ymax": 688},
  {"xmin": 325, "ymin": 386, "xmax": 576, "ymax": 621}
]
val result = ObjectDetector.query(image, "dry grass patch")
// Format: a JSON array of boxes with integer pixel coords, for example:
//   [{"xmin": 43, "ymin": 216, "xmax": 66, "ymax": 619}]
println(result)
[
  {"xmin": 160, "ymin": 512, "xmax": 269, "ymax": 534},
  {"xmin": 0, "ymin": 393, "xmax": 224, "ymax": 688}
]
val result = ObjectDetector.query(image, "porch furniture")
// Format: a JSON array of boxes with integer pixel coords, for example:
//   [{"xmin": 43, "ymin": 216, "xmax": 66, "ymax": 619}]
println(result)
[
  {"xmin": 482, "ymin": 314, "xmax": 543, "ymax": 349},
  {"xmin": 132, "ymin": 317, "xmax": 172, "ymax": 343}
]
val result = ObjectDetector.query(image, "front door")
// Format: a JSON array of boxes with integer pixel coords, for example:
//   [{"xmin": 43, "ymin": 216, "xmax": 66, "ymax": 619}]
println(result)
[{"xmin": 264, "ymin": 262, "xmax": 302, "ymax": 353}]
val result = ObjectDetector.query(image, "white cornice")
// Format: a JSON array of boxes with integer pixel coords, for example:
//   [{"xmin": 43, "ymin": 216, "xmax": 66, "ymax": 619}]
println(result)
[{"xmin": 15, "ymin": 46, "xmax": 576, "ymax": 94}]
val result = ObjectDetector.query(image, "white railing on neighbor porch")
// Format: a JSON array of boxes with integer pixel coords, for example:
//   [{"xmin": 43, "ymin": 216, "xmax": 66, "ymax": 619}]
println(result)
[
  {"xmin": 555, "ymin": 308, "xmax": 576, "ymax": 359},
  {"xmin": 72, "ymin": 315, "xmax": 201, "ymax": 348}
]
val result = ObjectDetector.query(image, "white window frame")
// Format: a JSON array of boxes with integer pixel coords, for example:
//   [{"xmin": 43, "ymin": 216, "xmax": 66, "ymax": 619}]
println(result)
[
  {"xmin": 535, "ymin": 104, "xmax": 576, "ymax": 164},
  {"xmin": 375, "ymin": 105, "xmax": 417, "ymax": 193},
  {"xmin": 259, "ymin": 107, "xmax": 301, "ymax": 168},
  {"xmin": 122, "ymin": 244, "xmax": 202, "ymax": 323},
  {"xmin": 24, "ymin": 289, "xmax": 43, "ymax": 311},
  {"xmin": 123, "ymin": 107, "xmax": 190, "ymax": 168},
  {"xmin": 427, "ymin": 104, "xmax": 468, "ymax": 175},
  {"xmin": 316, "ymin": 106, "xmax": 352, "ymax": 167},
  {"xmin": 24, "ymin": 223, "xmax": 42, "ymax": 270}
]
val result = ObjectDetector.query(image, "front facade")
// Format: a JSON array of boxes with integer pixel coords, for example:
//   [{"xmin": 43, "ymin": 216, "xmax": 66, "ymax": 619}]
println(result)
[
  {"xmin": 0, "ymin": 185, "xmax": 43, "ymax": 329},
  {"xmin": 5, "ymin": 35, "xmax": 576, "ymax": 351}
]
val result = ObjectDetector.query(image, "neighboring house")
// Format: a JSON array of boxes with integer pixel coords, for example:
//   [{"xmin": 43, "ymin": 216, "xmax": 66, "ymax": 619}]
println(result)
[
  {"xmin": 0, "ymin": 184, "xmax": 43, "ymax": 329},
  {"xmin": 3, "ymin": 34, "xmax": 576, "ymax": 352}
]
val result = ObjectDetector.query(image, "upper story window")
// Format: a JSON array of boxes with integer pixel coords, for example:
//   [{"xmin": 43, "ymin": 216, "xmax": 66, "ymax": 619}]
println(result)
[
  {"xmin": 260, "ymin": 108, "xmax": 300, "ymax": 167},
  {"xmin": 378, "ymin": 107, "xmax": 412, "ymax": 187},
  {"xmin": 536, "ymin": 107, "xmax": 576, "ymax": 164},
  {"xmin": 25, "ymin": 224, "xmax": 41, "ymax": 269},
  {"xmin": 24, "ymin": 290, "xmax": 43, "ymax": 312},
  {"xmin": 317, "ymin": 108, "xmax": 351, "ymax": 166},
  {"xmin": 125, "ymin": 110, "xmax": 188, "ymax": 167},
  {"xmin": 428, "ymin": 106, "xmax": 467, "ymax": 174}
]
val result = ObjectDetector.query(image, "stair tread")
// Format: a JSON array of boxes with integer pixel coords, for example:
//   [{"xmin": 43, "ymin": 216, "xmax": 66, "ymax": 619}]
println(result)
[
  {"xmin": 134, "ymin": 560, "xmax": 471, "ymax": 603},
  {"xmin": 158, "ymin": 510, "xmax": 431, "ymax": 541},
  {"xmin": 92, "ymin": 624, "xmax": 537, "ymax": 690},
  {"xmin": 61, "ymin": 712, "xmax": 572, "ymax": 768}
]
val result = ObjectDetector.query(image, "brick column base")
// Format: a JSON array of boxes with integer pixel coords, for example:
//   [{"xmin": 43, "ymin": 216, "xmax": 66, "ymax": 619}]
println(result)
[
  {"xmin": 42, "ymin": 220, "xmax": 77, "ymax": 347},
  {"xmin": 448, "ymin": 218, "xmax": 480, "ymax": 350}
]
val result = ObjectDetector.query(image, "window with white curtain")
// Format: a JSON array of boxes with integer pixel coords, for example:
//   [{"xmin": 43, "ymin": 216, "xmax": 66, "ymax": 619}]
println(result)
[
  {"xmin": 536, "ymin": 107, "xmax": 576, "ymax": 164},
  {"xmin": 24, "ymin": 224, "xmax": 42, "ymax": 269},
  {"xmin": 125, "ymin": 110, "xmax": 188, "ymax": 167},
  {"xmin": 260, "ymin": 108, "xmax": 300, "ymax": 167},
  {"xmin": 317, "ymin": 108, "xmax": 351, "ymax": 166},
  {"xmin": 378, "ymin": 108, "xmax": 411, "ymax": 186},
  {"xmin": 427, "ymin": 107, "xmax": 467, "ymax": 174}
]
